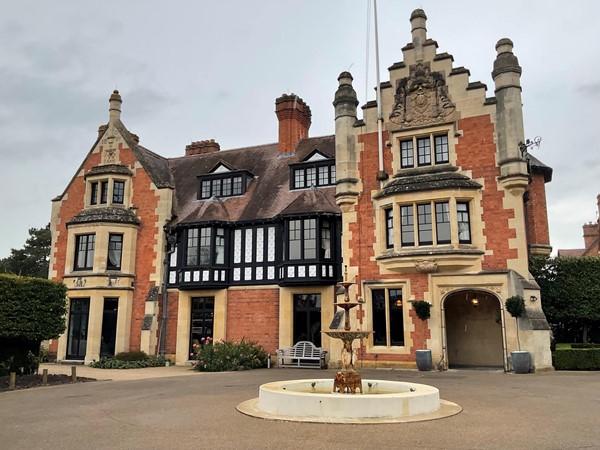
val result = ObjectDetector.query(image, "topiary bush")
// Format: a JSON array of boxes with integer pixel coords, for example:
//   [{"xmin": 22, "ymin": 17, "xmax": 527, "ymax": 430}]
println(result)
[
  {"xmin": 90, "ymin": 355, "xmax": 170, "ymax": 369},
  {"xmin": 191, "ymin": 337, "xmax": 267, "ymax": 372}
]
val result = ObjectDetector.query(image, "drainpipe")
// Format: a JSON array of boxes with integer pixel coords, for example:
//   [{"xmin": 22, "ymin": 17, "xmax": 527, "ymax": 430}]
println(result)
[{"xmin": 159, "ymin": 228, "xmax": 177, "ymax": 356}]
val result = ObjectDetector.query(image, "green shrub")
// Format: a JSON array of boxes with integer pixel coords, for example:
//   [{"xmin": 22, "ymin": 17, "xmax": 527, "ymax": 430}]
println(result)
[
  {"xmin": 90, "ymin": 355, "xmax": 170, "ymax": 369},
  {"xmin": 554, "ymin": 348, "xmax": 600, "ymax": 370},
  {"xmin": 192, "ymin": 338, "xmax": 267, "ymax": 372},
  {"xmin": 114, "ymin": 351, "xmax": 148, "ymax": 361}
]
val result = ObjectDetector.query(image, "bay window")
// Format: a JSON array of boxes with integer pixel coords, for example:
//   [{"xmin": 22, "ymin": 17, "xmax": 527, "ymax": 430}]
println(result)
[{"xmin": 185, "ymin": 227, "xmax": 227, "ymax": 266}]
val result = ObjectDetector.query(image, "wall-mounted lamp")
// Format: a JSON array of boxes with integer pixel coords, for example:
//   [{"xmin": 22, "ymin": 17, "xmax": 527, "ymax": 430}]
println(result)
[
  {"xmin": 529, "ymin": 295, "xmax": 538, "ymax": 302},
  {"xmin": 471, "ymin": 297, "xmax": 479, "ymax": 307}
]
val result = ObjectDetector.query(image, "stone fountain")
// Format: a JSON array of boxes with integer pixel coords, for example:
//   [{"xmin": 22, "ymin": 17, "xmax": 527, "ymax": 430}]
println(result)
[
  {"xmin": 323, "ymin": 269, "xmax": 370, "ymax": 393},
  {"xmin": 237, "ymin": 269, "xmax": 461, "ymax": 423}
]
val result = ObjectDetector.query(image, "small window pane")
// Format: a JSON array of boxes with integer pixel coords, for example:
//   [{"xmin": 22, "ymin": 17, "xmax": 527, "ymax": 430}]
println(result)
[
  {"xmin": 385, "ymin": 208, "xmax": 394, "ymax": 248},
  {"xmin": 211, "ymin": 179, "xmax": 221, "ymax": 197},
  {"xmin": 435, "ymin": 202, "xmax": 451, "ymax": 244},
  {"xmin": 318, "ymin": 166, "xmax": 328, "ymax": 185},
  {"xmin": 232, "ymin": 176, "xmax": 243, "ymax": 195},
  {"xmin": 417, "ymin": 204, "xmax": 432, "ymax": 245},
  {"xmin": 215, "ymin": 228, "xmax": 225, "ymax": 264},
  {"xmin": 107, "ymin": 234, "xmax": 123, "ymax": 270},
  {"xmin": 90, "ymin": 182, "xmax": 98, "ymax": 205},
  {"xmin": 457, "ymin": 202, "xmax": 472, "ymax": 244},
  {"xmin": 100, "ymin": 181, "xmax": 109, "ymax": 204},
  {"xmin": 417, "ymin": 138, "xmax": 431, "ymax": 166},
  {"xmin": 289, "ymin": 220, "xmax": 302, "ymax": 260},
  {"xmin": 303, "ymin": 219, "xmax": 316, "ymax": 259},
  {"xmin": 321, "ymin": 221, "xmax": 331, "ymax": 259},
  {"xmin": 201, "ymin": 181, "xmax": 211, "ymax": 199},
  {"xmin": 400, "ymin": 205, "xmax": 415, "ymax": 246},
  {"xmin": 388, "ymin": 289, "xmax": 404, "ymax": 346},
  {"xmin": 187, "ymin": 229, "xmax": 199, "ymax": 266},
  {"xmin": 306, "ymin": 168, "xmax": 316, "ymax": 187},
  {"xmin": 330, "ymin": 165, "xmax": 336, "ymax": 183},
  {"xmin": 434, "ymin": 135, "xmax": 449, "ymax": 164},
  {"xmin": 401, "ymin": 140, "xmax": 414, "ymax": 168},
  {"xmin": 372, "ymin": 289, "xmax": 387, "ymax": 346},
  {"xmin": 222, "ymin": 178, "xmax": 231, "ymax": 196},
  {"xmin": 75, "ymin": 234, "xmax": 95, "ymax": 270},
  {"xmin": 199, "ymin": 228, "xmax": 211, "ymax": 265},
  {"xmin": 294, "ymin": 169, "xmax": 305, "ymax": 189},
  {"xmin": 113, "ymin": 181, "xmax": 125, "ymax": 204}
]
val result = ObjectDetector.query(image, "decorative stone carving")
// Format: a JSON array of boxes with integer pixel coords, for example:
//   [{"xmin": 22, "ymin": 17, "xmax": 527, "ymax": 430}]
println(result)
[
  {"xmin": 389, "ymin": 62, "xmax": 456, "ymax": 129},
  {"xmin": 415, "ymin": 259, "xmax": 438, "ymax": 273},
  {"xmin": 107, "ymin": 276, "xmax": 120, "ymax": 287},
  {"xmin": 73, "ymin": 277, "xmax": 86, "ymax": 288}
]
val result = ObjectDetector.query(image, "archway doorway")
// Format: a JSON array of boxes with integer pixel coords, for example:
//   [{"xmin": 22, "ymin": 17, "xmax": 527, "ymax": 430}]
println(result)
[{"xmin": 444, "ymin": 290, "xmax": 504, "ymax": 368}]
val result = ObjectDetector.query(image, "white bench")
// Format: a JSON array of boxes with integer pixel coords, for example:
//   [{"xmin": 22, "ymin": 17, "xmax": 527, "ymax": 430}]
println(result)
[{"xmin": 276, "ymin": 341, "xmax": 327, "ymax": 369}]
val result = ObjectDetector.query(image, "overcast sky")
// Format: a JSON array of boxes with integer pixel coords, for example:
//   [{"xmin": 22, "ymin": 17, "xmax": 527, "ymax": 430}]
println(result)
[{"xmin": 1, "ymin": 1, "xmax": 599, "ymax": 258}]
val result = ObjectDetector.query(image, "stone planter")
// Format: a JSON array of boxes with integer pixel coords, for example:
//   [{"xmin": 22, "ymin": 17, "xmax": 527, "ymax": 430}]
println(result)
[
  {"xmin": 511, "ymin": 351, "xmax": 531, "ymax": 374},
  {"xmin": 415, "ymin": 349, "xmax": 432, "ymax": 371}
]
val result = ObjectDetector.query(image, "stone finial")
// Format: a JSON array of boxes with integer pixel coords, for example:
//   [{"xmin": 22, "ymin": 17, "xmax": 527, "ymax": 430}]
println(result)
[
  {"xmin": 109, "ymin": 89, "xmax": 122, "ymax": 122},
  {"xmin": 333, "ymin": 72, "xmax": 359, "ymax": 109},
  {"xmin": 492, "ymin": 38, "xmax": 522, "ymax": 79},
  {"xmin": 410, "ymin": 8, "xmax": 427, "ymax": 47}
]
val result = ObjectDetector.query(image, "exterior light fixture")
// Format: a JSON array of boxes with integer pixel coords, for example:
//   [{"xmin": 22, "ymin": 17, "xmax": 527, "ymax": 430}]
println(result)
[
  {"xmin": 395, "ymin": 299, "xmax": 403, "ymax": 307},
  {"xmin": 529, "ymin": 295, "xmax": 538, "ymax": 302},
  {"xmin": 471, "ymin": 297, "xmax": 479, "ymax": 307}
]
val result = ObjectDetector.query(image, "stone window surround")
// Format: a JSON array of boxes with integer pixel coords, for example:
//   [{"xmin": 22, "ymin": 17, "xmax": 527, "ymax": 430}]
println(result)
[
  {"xmin": 363, "ymin": 281, "xmax": 413, "ymax": 355},
  {"xmin": 391, "ymin": 123, "xmax": 457, "ymax": 174},
  {"xmin": 376, "ymin": 189, "xmax": 481, "ymax": 255},
  {"xmin": 86, "ymin": 175, "xmax": 131, "ymax": 209}
]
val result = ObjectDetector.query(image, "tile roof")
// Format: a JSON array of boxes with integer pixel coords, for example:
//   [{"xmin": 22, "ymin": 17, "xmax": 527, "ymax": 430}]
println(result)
[{"xmin": 167, "ymin": 135, "xmax": 339, "ymax": 226}]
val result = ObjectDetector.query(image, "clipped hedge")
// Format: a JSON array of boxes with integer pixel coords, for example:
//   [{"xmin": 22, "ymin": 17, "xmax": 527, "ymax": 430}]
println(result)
[
  {"xmin": 0, "ymin": 275, "xmax": 67, "ymax": 375},
  {"xmin": 554, "ymin": 348, "xmax": 600, "ymax": 370},
  {"xmin": 0, "ymin": 274, "xmax": 67, "ymax": 341},
  {"xmin": 90, "ymin": 355, "xmax": 171, "ymax": 369}
]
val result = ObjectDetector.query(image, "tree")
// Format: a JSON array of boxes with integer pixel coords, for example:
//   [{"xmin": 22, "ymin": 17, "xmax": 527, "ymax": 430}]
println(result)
[
  {"xmin": 0, "ymin": 223, "xmax": 51, "ymax": 278},
  {"xmin": 530, "ymin": 255, "xmax": 600, "ymax": 343}
]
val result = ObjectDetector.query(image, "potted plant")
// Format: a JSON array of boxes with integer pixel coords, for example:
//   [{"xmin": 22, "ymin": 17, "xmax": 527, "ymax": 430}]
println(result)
[
  {"xmin": 505, "ymin": 295, "xmax": 530, "ymax": 374},
  {"xmin": 412, "ymin": 300, "xmax": 432, "ymax": 371}
]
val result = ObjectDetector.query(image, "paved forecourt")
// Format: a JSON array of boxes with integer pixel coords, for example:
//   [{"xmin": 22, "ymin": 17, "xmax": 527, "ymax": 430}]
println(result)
[{"xmin": 1, "ymin": 366, "xmax": 599, "ymax": 449}]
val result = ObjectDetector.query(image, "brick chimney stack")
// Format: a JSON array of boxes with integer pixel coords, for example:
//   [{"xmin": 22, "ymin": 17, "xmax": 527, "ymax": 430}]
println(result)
[
  {"xmin": 275, "ymin": 94, "xmax": 311, "ymax": 154},
  {"xmin": 185, "ymin": 139, "xmax": 220, "ymax": 156}
]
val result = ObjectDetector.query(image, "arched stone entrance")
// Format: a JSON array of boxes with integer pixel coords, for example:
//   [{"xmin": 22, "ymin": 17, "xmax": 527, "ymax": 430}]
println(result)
[{"xmin": 443, "ymin": 290, "xmax": 504, "ymax": 368}]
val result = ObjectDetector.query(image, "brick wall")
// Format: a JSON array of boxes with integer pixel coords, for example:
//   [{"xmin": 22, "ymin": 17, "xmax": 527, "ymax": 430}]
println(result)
[
  {"xmin": 526, "ymin": 172, "xmax": 550, "ymax": 246},
  {"xmin": 121, "ymin": 147, "xmax": 162, "ymax": 352},
  {"xmin": 226, "ymin": 288, "xmax": 279, "ymax": 353},
  {"xmin": 456, "ymin": 115, "xmax": 518, "ymax": 269}
]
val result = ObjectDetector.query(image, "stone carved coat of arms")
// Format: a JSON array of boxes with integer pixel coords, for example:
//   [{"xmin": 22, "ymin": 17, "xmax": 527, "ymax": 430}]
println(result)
[{"xmin": 389, "ymin": 62, "xmax": 456, "ymax": 129}]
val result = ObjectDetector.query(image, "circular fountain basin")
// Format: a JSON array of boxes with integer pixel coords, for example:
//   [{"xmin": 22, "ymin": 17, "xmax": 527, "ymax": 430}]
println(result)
[{"xmin": 237, "ymin": 379, "xmax": 461, "ymax": 424}]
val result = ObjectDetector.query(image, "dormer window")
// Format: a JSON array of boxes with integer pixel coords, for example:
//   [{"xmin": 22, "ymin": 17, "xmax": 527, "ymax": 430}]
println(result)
[
  {"xmin": 198, "ymin": 172, "xmax": 251, "ymax": 199},
  {"xmin": 290, "ymin": 161, "xmax": 336, "ymax": 190}
]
